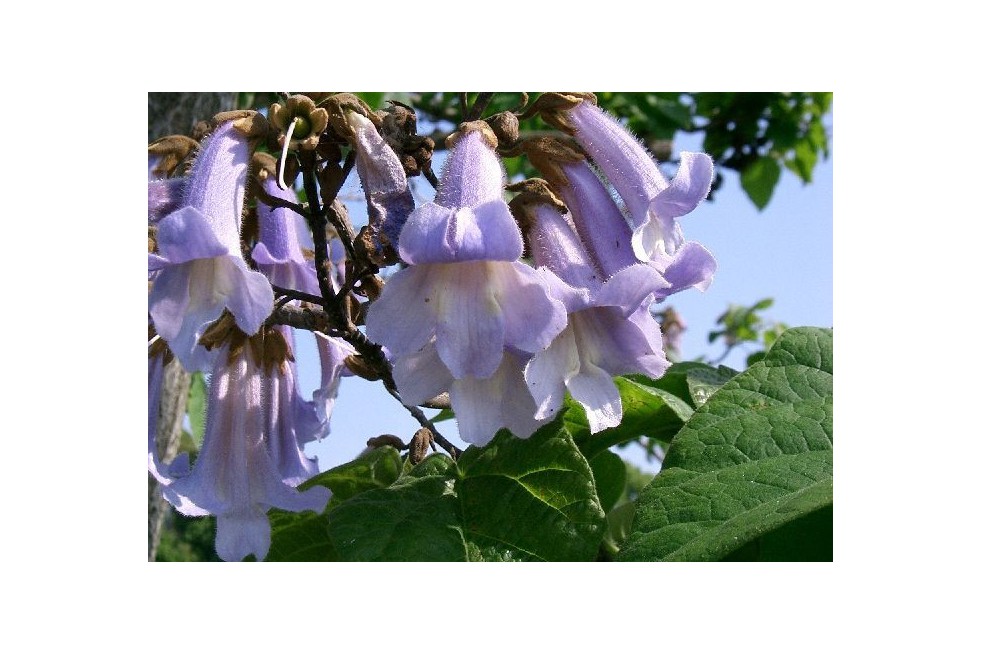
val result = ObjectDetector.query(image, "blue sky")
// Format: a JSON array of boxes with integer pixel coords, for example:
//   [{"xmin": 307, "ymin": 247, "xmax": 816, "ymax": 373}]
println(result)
[{"xmin": 295, "ymin": 121, "xmax": 833, "ymax": 473}]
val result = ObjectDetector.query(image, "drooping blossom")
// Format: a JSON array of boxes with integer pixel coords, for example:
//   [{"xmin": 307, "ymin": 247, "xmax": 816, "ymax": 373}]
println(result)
[
  {"xmin": 347, "ymin": 110, "xmax": 415, "ymax": 253},
  {"xmin": 366, "ymin": 121, "xmax": 567, "ymax": 444},
  {"xmin": 534, "ymin": 95, "xmax": 717, "ymax": 297},
  {"xmin": 511, "ymin": 183, "xmax": 670, "ymax": 433},
  {"xmin": 148, "ymin": 113, "xmax": 274, "ymax": 371},
  {"xmin": 164, "ymin": 321, "xmax": 331, "ymax": 562},
  {"xmin": 525, "ymin": 135, "xmax": 716, "ymax": 301},
  {"xmin": 250, "ymin": 153, "xmax": 320, "ymax": 296}
]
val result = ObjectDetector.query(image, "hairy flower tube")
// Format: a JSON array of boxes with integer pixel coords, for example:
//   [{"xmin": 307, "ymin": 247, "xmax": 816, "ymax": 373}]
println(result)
[
  {"xmin": 163, "ymin": 323, "xmax": 331, "ymax": 562},
  {"xmin": 525, "ymin": 137, "xmax": 717, "ymax": 300},
  {"xmin": 347, "ymin": 110, "xmax": 415, "ymax": 253},
  {"xmin": 148, "ymin": 116, "xmax": 274, "ymax": 371},
  {"xmin": 250, "ymin": 154, "xmax": 320, "ymax": 295},
  {"xmin": 512, "ymin": 187, "xmax": 670, "ymax": 433},
  {"xmin": 536, "ymin": 96, "xmax": 716, "ymax": 297},
  {"xmin": 366, "ymin": 122, "xmax": 567, "ymax": 444}
]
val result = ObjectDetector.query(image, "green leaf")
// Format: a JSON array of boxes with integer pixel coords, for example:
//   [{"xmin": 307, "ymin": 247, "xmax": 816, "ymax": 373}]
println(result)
[
  {"xmin": 266, "ymin": 508, "xmax": 340, "ymax": 562},
  {"xmin": 354, "ymin": 92, "xmax": 385, "ymax": 109},
  {"xmin": 601, "ymin": 501, "xmax": 637, "ymax": 556},
  {"xmin": 633, "ymin": 361, "xmax": 737, "ymax": 408},
  {"xmin": 740, "ymin": 156, "xmax": 781, "ymax": 210},
  {"xmin": 327, "ymin": 424, "xmax": 606, "ymax": 561},
  {"xmin": 266, "ymin": 447, "xmax": 403, "ymax": 561},
  {"xmin": 186, "ymin": 372, "xmax": 207, "ymax": 448},
  {"xmin": 618, "ymin": 327, "xmax": 833, "ymax": 561},
  {"xmin": 568, "ymin": 377, "xmax": 693, "ymax": 459},
  {"xmin": 301, "ymin": 446, "xmax": 403, "ymax": 504},
  {"xmin": 588, "ymin": 450, "xmax": 627, "ymax": 513}
]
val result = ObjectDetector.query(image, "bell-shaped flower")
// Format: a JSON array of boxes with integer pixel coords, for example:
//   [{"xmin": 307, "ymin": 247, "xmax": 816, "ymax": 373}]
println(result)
[
  {"xmin": 514, "ymin": 187, "xmax": 670, "ymax": 433},
  {"xmin": 250, "ymin": 154, "xmax": 320, "ymax": 295},
  {"xmin": 347, "ymin": 110, "xmax": 415, "ymax": 253},
  {"xmin": 148, "ymin": 115, "xmax": 274, "ymax": 372},
  {"xmin": 165, "ymin": 322, "xmax": 331, "ymax": 562},
  {"xmin": 366, "ymin": 122, "xmax": 567, "ymax": 381},
  {"xmin": 525, "ymin": 136, "xmax": 716, "ymax": 300},
  {"xmin": 561, "ymin": 99, "xmax": 714, "ymax": 262}
]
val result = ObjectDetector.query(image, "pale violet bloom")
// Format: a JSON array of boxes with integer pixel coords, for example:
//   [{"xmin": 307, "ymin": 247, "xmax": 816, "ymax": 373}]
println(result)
[
  {"xmin": 564, "ymin": 100, "xmax": 716, "ymax": 288},
  {"xmin": 148, "ymin": 119, "xmax": 274, "ymax": 372},
  {"xmin": 521, "ymin": 200, "xmax": 670, "ymax": 433},
  {"xmin": 347, "ymin": 111, "xmax": 415, "ymax": 251},
  {"xmin": 366, "ymin": 125, "xmax": 566, "ymax": 381},
  {"xmin": 366, "ymin": 123, "xmax": 567, "ymax": 445},
  {"xmin": 165, "ymin": 338, "xmax": 331, "ymax": 562},
  {"xmin": 251, "ymin": 177, "xmax": 319, "ymax": 295},
  {"xmin": 555, "ymin": 157, "xmax": 717, "ymax": 300}
]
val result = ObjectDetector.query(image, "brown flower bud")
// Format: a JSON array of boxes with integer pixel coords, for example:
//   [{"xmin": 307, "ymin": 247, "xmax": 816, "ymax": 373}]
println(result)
[
  {"xmin": 520, "ymin": 92, "xmax": 597, "ymax": 134},
  {"xmin": 366, "ymin": 434, "xmax": 407, "ymax": 450},
  {"xmin": 409, "ymin": 428, "xmax": 434, "ymax": 465},
  {"xmin": 486, "ymin": 111, "xmax": 520, "ymax": 147},
  {"xmin": 147, "ymin": 135, "xmax": 199, "ymax": 178},
  {"xmin": 344, "ymin": 354, "xmax": 381, "ymax": 381}
]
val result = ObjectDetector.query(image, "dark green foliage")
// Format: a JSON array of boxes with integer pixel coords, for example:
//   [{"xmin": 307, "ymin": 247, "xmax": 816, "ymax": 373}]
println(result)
[{"xmin": 618, "ymin": 327, "xmax": 832, "ymax": 562}]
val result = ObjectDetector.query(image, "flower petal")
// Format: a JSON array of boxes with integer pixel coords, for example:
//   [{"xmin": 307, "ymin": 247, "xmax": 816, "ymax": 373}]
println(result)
[
  {"xmin": 651, "ymin": 152, "xmax": 714, "ymax": 220},
  {"xmin": 657, "ymin": 240, "xmax": 717, "ymax": 298},
  {"xmin": 392, "ymin": 340, "xmax": 454, "ymax": 406},
  {"xmin": 365, "ymin": 265, "xmax": 438, "ymax": 357},
  {"xmin": 524, "ymin": 326, "xmax": 578, "ymax": 422},
  {"xmin": 492, "ymin": 262, "xmax": 569, "ymax": 355},
  {"xmin": 568, "ymin": 360, "xmax": 623, "ymax": 434},
  {"xmin": 435, "ymin": 262, "xmax": 505, "ymax": 378},
  {"xmin": 155, "ymin": 206, "xmax": 233, "ymax": 264}
]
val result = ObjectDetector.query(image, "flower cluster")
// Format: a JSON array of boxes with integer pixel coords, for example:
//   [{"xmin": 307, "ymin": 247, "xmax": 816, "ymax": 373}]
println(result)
[{"xmin": 148, "ymin": 94, "xmax": 715, "ymax": 561}]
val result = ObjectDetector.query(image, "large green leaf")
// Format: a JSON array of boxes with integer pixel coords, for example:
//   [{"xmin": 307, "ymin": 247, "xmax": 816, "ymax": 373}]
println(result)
[
  {"xmin": 619, "ymin": 327, "xmax": 832, "ymax": 561},
  {"xmin": 568, "ymin": 377, "xmax": 693, "ymax": 459},
  {"xmin": 327, "ymin": 424, "xmax": 606, "ymax": 561}
]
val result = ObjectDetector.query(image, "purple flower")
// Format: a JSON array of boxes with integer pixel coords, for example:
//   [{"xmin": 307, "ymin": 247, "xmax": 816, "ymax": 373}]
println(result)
[
  {"xmin": 516, "ymin": 194, "xmax": 670, "ymax": 433},
  {"xmin": 366, "ymin": 124, "xmax": 567, "ymax": 381},
  {"xmin": 148, "ymin": 117, "xmax": 274, "ymax": 371},
  {"xmin": 564, "ymin": 101, "xmax": 714, "ymax": 264},
  {"xmin": 165, "ymin": 327, "xmax": 331, "ymax": 562},
  {"xmin": 366, "ymin": 122, "xmax": 568, "ymax": 444},
  {"xmin": 526, "ymin": 136, "xmax": 716, "ymax": 301},
  {"xmin": 250, "ymin": 174, "xmax": 320, "ymax": 295},
  {"xmin": 347, "ymin": 111, "xmax": 415, "ymax": 251}
]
